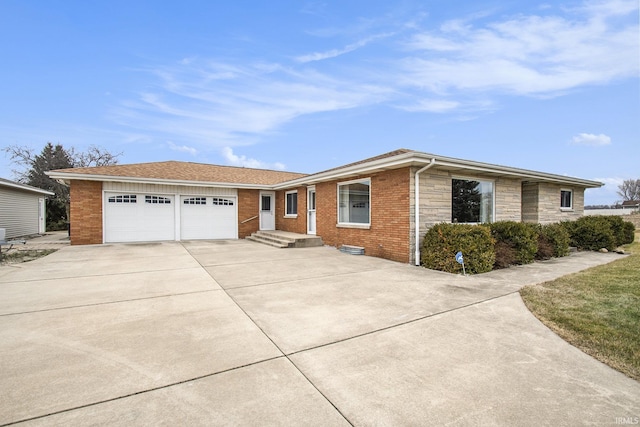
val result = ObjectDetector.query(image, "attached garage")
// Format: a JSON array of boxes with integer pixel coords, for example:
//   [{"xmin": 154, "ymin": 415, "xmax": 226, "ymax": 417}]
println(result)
[{"xmin": 103, "ymin": 185, "xmax": 239, "ymax": 243}]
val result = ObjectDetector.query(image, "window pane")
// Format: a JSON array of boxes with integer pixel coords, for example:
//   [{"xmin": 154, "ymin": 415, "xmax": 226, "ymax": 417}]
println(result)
[
  {"xmin": 338, "ymin": 181, "xmax": 370, "ymax": 224},
  {"xmin": 452, "ymin": 179, "xmax": 493, "ymax": 223},
  {"xmin": 286, "ymin": 192, "xmax": 297, "ymax": 215},
  {"xmin": 261, "ymin": 195, "xmax": 271, "ymax": 211},
  {"xmin": 561, "ymin": 190, "xmax": 572, "ymax": 208}
]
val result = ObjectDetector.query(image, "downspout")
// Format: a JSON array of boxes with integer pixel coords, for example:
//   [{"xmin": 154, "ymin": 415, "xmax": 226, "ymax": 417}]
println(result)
[{"xmin": 414, "ymin": 158, "xmax": 436, "ymax": 265}]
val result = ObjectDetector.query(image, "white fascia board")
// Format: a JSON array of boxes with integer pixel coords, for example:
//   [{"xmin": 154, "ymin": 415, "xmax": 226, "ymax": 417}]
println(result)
[
  {"xmin": 0, "ymin": 180, "xmax": 55, "ymax": 195},
  {"xmin": 45, "ymin": 171, "xmax": 272, "ymax": 190},
  {"xmin": 274, "ymin": 151, "xmax": 603, "ymax": 189}
]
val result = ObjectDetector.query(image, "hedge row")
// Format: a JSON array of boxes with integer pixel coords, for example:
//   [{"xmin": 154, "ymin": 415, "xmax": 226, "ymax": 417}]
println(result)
[{"xmin": 421, "ymin": 217, "xmax": 635, "ymax": 274}]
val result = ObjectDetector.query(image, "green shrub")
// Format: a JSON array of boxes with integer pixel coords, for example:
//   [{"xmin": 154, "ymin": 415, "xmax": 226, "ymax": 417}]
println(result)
[
  {"xmin": 537, "ymin": 223, "xmax": 570, "ymax": 258},
  {"xmin": 421, "ymin": 223, "xmax": 495, "ymax": 274},
  {"xmin": 489, "ymin": 221, "xmax": 539, "ymax": 267},
  {"xmin": 602, "ymin": 215, "xmax": 627, "ymax": 247},
  {"xmin": 622, "ymin": 221, "xmax": 636, "ymax": 245},
  {"xmin": 565, "ymin": 216, "xmax": 616, "ymax": 251}
]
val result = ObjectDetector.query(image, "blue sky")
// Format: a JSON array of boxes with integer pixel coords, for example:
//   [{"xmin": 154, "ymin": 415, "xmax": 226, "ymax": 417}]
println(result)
[{"xmin": 1, "ymin": 0, "xmax": 638, "ymax": 204}]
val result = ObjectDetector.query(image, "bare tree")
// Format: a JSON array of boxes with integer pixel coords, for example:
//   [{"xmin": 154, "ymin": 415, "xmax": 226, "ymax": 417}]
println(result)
[{"xmin": 617, "ymin": 179, "xmax": 640, "ymax": 202}]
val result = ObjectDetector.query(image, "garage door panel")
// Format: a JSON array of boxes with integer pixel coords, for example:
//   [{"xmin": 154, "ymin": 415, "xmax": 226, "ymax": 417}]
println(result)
[
  {"xmin": 105, "ymin": 193, "xmax": 175, "ymax": 243},
  {"xmin": 181, "ymin": 196, "xmax": 236, "ymax": 240}
]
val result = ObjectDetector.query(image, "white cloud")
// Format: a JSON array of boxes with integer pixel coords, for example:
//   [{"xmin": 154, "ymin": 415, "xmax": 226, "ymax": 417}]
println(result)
[
  {"xmin": 295, "ymin": 33, "xmax": 393, "ymax": 63},
  {"xmin": 401, "ymin": 1, "xmax": 639, "ymax": 97},
  {"xmin": 167, "ymin": 141, "xmax": 197, "ymax": 156},
  {"xmin": 571, "ymin": 133, "xmax": 612, "ymax": 146},
  {"xmin": 221, "ymin": 147, "xmax": 286, "ymax": 170}
]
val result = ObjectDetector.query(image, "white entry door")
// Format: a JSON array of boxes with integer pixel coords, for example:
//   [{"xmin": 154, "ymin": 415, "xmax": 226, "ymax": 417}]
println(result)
[
  {"xmin": 307, "ymin": 187, "xmax": 316, "ymax": 235},
  {"xmin": 259, "ymin": 191, "xmax": 275, "ymax": 230}
]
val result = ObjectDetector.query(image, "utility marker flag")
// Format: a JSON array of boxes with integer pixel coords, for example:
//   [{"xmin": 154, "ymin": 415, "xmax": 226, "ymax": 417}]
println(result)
[{"xmin": 455, "ymin": 251, "xmax": 466, "ymax": 276}]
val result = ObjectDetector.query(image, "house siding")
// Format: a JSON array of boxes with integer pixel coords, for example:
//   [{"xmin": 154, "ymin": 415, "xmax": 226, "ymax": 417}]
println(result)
[
  {"xmin": 523, "ymin": 183, "xmax": 584, "ymax": 223},
  {"xmin": 276, "ymin": 186, "xmax": 308, "ymax": 234},
  {"xmin": 70, "ymin": 180, "xmax": 103, "ymax": 245},
  {"xmin": 316, "ymin": 168, "xmax": 411, "ymax": 263},
  {"xmin": 238, "ymin": 189, "xmax": 260, "ymax": 238},
  {"xmin": 410, "ymin": 168, "xmax": 522, "ymax": 265},
  {"xmin": 0, "ymin": 187, "xmax": 41, "ymax": 238}
]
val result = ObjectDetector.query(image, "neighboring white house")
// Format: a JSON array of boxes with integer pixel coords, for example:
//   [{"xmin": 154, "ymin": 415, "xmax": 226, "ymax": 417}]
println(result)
[{"xmin": 0, "ymin": 178, "xmax": 54, "ymax": 238}]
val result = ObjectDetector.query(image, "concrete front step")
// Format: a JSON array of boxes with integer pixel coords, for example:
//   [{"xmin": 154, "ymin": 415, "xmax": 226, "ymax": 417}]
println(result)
[{"xmin": 247, "ymin": 231, "xmax": 323, "ymax": 249}]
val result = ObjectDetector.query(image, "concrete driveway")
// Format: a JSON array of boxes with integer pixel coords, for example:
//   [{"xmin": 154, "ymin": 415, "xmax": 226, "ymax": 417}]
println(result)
[{"xmin": 1, "ymin": 240, "xmax": 638, "ymax": 426}]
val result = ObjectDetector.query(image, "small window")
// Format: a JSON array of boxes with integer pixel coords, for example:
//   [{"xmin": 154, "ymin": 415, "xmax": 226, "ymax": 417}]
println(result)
[
  {"xmin": 145, "ymin": 195, "xmax": 171, "ymax": 204},
  {"xmin": 212, "ymin": 197, "xmax": 234, "ymax": 206},
  {"xmin": 338, "ymin": 179, "xmax": 370, "ymax": 225},
  {"xmin": 261, "ymin": 195, "xmax": 271, "ymax": 211},
  {"xmin": 184, "ymin": 197, "xmax": 207, "ymax": 205},
  {"xmin": 451, "ymin": 178, "xmax": 494, "ymax": 223},
  {"xmin": 285, "ymin": 191, "xmax": 298, "ymax": 216},
  {"xmin": 108, "ymin": 194, "xmax": 137, "ymax": 203},
  {"xmin": 561, "ymin": 190, "xmax": 573, "ymax": 210}
]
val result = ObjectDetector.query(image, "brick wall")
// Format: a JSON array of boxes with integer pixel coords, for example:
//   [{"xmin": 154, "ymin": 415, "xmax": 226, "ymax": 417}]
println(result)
[
  {"xmin": 521, "ymin": 182, "xmax": 539, "ymax": 223},
  {"xmin": 237, "ymin": 189, "xmax": 260, "ymax": 238},
  {"xmin": 317, "ymin": 167, "xmax": 411, "ymax": 263},
  {"xmin": 70, "ymin": 180, "xmax": 103, "ymax": 245},
  {"xmin": 276, "ymin": 186, "xmax": 308, "ymax": 234}
]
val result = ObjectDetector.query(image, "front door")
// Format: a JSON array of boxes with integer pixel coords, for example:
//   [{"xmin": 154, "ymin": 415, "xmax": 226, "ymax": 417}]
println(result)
[
  {"xmin": 259, "ymin": 191, "xmax": 275, "ymax": 230},
  {"xmin": 307, "ymin": 187, "xmax": 316, "ymax": 235}
]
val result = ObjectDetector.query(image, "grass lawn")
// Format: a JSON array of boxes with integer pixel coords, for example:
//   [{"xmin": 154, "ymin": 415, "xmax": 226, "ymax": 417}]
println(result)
[{"xmin": 520, "ymin": 231, "xmax": 640, "ymax": 381}]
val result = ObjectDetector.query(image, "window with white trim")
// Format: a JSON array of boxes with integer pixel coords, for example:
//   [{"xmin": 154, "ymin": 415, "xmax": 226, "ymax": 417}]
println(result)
[
  {"xmin": 451, "ymin": 178, "xmax": 494, "ymax": 223},
  {"xmin": 145, "ymin": 195, "xmax": 171, "ymax": 204},
  {"xmin": 212, "ymin": 197, "xmax": 234, "ymax": 206},
  {"xmin": 338, "ymin": 179, "xmax": 370, "ymax": 225},
  {"xmin": 561, "ymin": 189, "xmax": 573, "ymax": 210},
  {"xmin": 108, "ymin": 194, "xmax": 137, "ymax": 203},
  {"xmin": 183, "ymin": 197, "xmax": 207, "ymax": 205},
  {"xmin": 285, "ymin": 191, "xmax": 298, "ymax": 216}
]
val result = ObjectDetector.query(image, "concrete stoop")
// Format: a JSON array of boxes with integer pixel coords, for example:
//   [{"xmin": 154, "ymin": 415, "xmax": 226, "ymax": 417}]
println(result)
[{"xmin": 246, "ymin": 230, "xmax": 323, "ymax": 249}]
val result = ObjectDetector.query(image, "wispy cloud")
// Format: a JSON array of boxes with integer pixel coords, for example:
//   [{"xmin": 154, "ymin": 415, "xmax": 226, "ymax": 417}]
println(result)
[
  {"xmin": 295, "ymin": 33, "xmax": 393, "ymax": 63},
  {"xmin": 221, "ymin": 147, "xmax": 285, "ymax": 170},
  {"xmin": 111, "ymin": 0, "xmax": 638, "ymax": 151},
  {"xmin": 167, "ymin": 141, "xmax": 197, "ymax": 155},
  {"xmin": 401, "ymin": 0, "xmax": 639, "ymax": 97},
  {"xmin": 571, "ymin": 133, "xmax": 612, "ymax": 146}
]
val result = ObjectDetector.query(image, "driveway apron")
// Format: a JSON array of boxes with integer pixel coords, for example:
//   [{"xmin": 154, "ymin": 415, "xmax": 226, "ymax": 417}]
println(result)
[{"xmin": 0, "ymin": 240, "xmax": 638, "ymax": 426}]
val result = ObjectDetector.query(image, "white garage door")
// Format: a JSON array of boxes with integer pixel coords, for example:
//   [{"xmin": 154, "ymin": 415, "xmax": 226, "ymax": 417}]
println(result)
[
  {"xmin": 104, "ymin": 193, "xmax": 175, "ymax": 243},
  {"xmin": 181, "ymin": 196, "xmax": 237, "ymax": 240}
]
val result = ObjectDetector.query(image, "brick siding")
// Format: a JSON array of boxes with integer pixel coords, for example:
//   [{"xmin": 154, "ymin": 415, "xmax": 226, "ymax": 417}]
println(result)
[
  {"xmin": 316, "ymin": 167, "xmax": 411, "ymax": 263},
  {"xmin": 276, "ymin": 187, "xmax": 308, "ymax": 234},
  {"xmin": 237, "ymin": 189, "xmax": 260, "ymax": 238},
  {"xmin": 70, "ymin": 180, "xmax": 103, "ymax": 245}
]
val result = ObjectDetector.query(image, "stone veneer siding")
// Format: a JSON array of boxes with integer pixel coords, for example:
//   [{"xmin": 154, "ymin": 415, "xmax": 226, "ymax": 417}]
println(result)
[
  {"xmin": 237, "ymin": 189, "xmax": 260, "ymax": 238},
  {"xmin": 315, "ymin": 167, "xmax": 411, "ymax": 263},
  {"xmin": 276, "ymin": 186, "xmax": 308, "ymax": 234},
  {"xmin": 409, "ymin": 168, "xmax": 522, "ymax": 265},
  {"xmin": 70, "ymin": 180, "xmax": 103, "ymax": 245},
  {"xmin": 521, "ymin": 182, "xmax": 584, "ymax": 223}
]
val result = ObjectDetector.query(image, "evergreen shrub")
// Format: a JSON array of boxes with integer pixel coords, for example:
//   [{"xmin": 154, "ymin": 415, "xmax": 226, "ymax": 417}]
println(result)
[
  {"xmin": 421, "ymin": 223, "xmax": 495, "ymax": 274},
  {"xmin": 489, "ymin": 221, "xmax": 538, "ymax": 267}
]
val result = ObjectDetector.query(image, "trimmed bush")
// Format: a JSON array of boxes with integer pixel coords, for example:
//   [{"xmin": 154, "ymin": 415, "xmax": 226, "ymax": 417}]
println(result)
[
  {"xmin": 489, "ymin": 221, "xmax": 538, "ymax": 267},
  {"xmin": 421, "ymin": 223, "xmax": 495, "ymax": 274},
  {"xmin": 564, "ymin": 216, "xmax": 616, "ymax": 251},
  {"xmin": 537, "ymin": 223, "xmax": 570, "ymax": 258},
  {"xmin": 622, "ymin": 221, "xmax": 636, "ymax": 245},
  {"xmin": 602, "ymin": 215, "xmax": 628, "ymax": 247}
]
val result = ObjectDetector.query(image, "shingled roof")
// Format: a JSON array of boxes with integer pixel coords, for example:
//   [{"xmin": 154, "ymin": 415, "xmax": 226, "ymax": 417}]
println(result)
[{"xmin": 51, "ymin": 161, "xmax": 308, "ymax": 186}]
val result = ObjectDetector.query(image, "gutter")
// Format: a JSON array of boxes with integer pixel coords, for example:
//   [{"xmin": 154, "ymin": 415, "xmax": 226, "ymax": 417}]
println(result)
[{"xmin": 414, "ymin": 158, "xmax": 436, "ymax": 266}]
